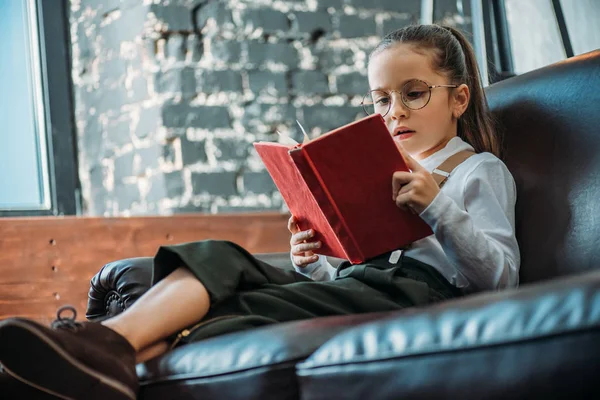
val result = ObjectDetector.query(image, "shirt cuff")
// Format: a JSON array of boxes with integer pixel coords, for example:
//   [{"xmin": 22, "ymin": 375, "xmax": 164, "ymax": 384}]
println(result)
[{"xmin": 419, "ymin": 191, "xmax": 454, "ymax": 231}]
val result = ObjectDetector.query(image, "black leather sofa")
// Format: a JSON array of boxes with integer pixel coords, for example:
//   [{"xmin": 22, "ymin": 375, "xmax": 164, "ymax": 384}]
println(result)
[{"xmin": 3, "ymin": 49, "xmax": 600, "ymax": 399}]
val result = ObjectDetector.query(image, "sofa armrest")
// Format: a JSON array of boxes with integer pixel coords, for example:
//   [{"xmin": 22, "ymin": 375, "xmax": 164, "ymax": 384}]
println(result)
[
  {"xmin": 297, "ymin": 269, "xmax": 600, "ymax": 399},
  {"xmin": 86, "ymin": 257, "xmax": 154, "ymax": 322},
  {"xmin": 86, "ymin": 252, "xmax": 343, "ymax": 322}
]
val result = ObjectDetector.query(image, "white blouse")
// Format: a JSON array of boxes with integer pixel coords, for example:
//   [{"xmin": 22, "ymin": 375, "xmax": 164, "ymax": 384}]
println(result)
[{"xmin": 292, "ymin": 136, "xmax": 520, "ymax": 294}]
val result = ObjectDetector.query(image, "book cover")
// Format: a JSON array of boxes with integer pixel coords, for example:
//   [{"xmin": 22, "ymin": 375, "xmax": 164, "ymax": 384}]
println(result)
[
  {"xmin": 253, "ymin": 114, "xmax": 433, "ymax": 263},
  {"xmin": 253, "ymin": 142, "xmax": 349, "ymax": 260}
]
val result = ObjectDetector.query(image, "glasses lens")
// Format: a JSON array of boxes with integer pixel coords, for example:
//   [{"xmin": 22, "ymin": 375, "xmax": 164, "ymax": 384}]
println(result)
[
  {"xmin": 402, "ymin": 80, "xmax": 430, "ymax": 110},
  {"xmin": 363, "ymin": 90, "xmax": 391, "ymax": 116}
]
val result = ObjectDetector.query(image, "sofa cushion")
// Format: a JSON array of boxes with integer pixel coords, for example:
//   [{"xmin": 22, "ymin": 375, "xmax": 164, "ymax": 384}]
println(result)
[
  {"xmin": 486, "ymin": 49, "xmax": 600, "ymax": 284},
  {"xmin": 135, "ymin": 312, "xmax": 387, "ymax": 400},
  {"xmin": 296, "ymin": 269, "xmax": 600, "ymax": 399}
]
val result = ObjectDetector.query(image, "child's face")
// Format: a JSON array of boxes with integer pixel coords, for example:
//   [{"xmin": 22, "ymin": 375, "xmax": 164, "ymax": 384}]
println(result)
[{"xmin": 367, "ymin": 44, "xmax": 469, "ymax": 160}]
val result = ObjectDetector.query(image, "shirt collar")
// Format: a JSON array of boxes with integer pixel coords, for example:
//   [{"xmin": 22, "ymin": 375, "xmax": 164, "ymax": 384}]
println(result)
[{"xmin": 417, "ymin": 136, "xmax": 475, "ymax": 173}]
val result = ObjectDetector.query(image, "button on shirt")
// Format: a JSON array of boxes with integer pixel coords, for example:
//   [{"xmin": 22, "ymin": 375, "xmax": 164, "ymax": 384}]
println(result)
[{"xmin": 292, "ymin": 136, "xmax": 520, "ymax": 294}]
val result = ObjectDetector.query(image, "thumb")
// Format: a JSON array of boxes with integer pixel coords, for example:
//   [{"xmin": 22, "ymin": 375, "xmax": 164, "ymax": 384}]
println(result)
[{"xmin": 395, "ymin": 141, "xmax": 424, "ymax": 172}]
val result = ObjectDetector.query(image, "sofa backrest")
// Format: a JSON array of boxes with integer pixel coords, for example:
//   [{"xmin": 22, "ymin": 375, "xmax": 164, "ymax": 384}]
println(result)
[{"xmin": 486, "ymin": 49, "xmax": 600, "ymax": 285}]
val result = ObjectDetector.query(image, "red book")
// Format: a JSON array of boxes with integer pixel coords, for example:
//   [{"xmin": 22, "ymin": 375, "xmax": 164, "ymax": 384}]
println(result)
[{"xmin": 253, "ymin": 114, "xmax": 432, "ymax": 264}]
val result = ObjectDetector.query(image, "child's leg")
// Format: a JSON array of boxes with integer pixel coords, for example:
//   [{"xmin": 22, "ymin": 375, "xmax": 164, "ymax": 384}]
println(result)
[
  {"xmin": 103, "ymin": 266, "xmax": 210, "ymax": 353},
  {"xmin": 0, "ymin": 240, "xmax": 309, "ymax": 400},
  {"xmin": 136, "ymin": 341, "xmax": 170, "ymax": 363}
]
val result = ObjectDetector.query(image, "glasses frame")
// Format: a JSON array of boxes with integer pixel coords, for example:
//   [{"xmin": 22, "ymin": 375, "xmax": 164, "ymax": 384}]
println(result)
[{"xmin": 361, "ymin": 79, "xmax": 459, "ymax": 117}]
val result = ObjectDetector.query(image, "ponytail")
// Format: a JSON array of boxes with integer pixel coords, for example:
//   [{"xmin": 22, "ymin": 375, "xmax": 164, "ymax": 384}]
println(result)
[{"xmin": 370, "ymin": 24, "xmax": 501, "ymax": 157}]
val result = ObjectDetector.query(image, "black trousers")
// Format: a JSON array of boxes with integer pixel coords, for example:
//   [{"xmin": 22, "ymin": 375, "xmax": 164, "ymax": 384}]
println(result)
[{"xmin": 152, "ymin": 240, "xmax": 462, "ymax": 344}]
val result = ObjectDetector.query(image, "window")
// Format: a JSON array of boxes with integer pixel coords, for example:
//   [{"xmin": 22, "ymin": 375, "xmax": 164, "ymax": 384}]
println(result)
[
  {"xmin": 503, "ymin": 0, "xmax": 600, "ymax": 75},
  {"xmin": 0, "ymin": 0, "xmax": 79, "ymax": 216}
]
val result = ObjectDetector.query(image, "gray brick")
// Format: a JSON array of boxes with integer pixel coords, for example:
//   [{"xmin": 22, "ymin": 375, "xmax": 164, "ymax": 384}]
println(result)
[
  {"xmin": 301, "ymin": 105, "xmax": 362, "ymax": 131},
  {"xmin": 98, "ymin": 57, "xmax": 127, "ymax": 85},
  {"xmin": 166, "ymin": 35, "xmax": 186, "ymax": 61},
  {"xmin": 213, "ymin": 138, "xmax": 249, "ymax": 162},
  {"xmin": 382, "ymin": 15, "xmax": 414, "ymax": 37},
  {"xmin": 155, "ymin": 67, "xmax": 197, "ymax": 96},
  {"xmin": 211, "ymin": 40, "xmax": 242, "ymax": 63},
  {"xmin": 150, "ymin": 4, "xmax": 193, "ymax": 31},
  {"xmin": 142, "ymin": 37, "xmax": 158, "ymax": 63},
  {"xmin": 292, "ymin": 70, "xmax": 330, "ymax": 94},
  {"xmin": 164, "ymin": 171, "xmax": 185, "ymax": 198},
  {"xmin": 163, "ymin": 140, "xmax": 178, "ymax": 165},
  {"xmin": 74, "ymin": 24, "xmax": 93, "ymax": 64},
  {"xmin": 187, "ymin": 34, "xmax": 204, "ymax": 62},
  {"xmin": 162, "ymin": 104, "xmax": 230, "ymax": 129},
  {"xmin": 89, "ymin": 164, "xmax": 108, "ymax": 204},
  {"xmin": 246, "ymin": 42, "xmax": 298, "ymax": 68},
  {"xmin": 105, "ymin": 117, "xmax": 131, "ymax": 147},
  {"xmin": 191, "ymin": 171, "xmax": 238, "ymax": 197},
  {"xmin": 95, "ymin": 86, "xmax": 127, "ymax": 116},
  {"xmin": 243, "ymin": 171, "xmax": 277, "ymax": 194},
  {"xmin": 181, "ymin": 136, "xmax": 208, "ymax": 165},
  {"xmin": 128, "ymin": 76, "xmax": 149, "ymax": 103},
  {"xmin": 243, "ymin": 8, "xmax": 289, "ymax": 34},
  {"xmin": 135, "ymin": 106, "xmax": 162, "ymax": 139},
  {"xmin": 242, "ymin": 103, "xmax": 297, "ymax": 129},
  {"xmin": 85, "ymin": 0, "xmax": 120, "ymax": 13},
  {"xmin": 338, "ymin": 15, "xmax": 377, "ymax": 38},
  {"xmin": 90, "ymin": 186, "xmax": 109, "ymax": 216},
  {"xmin": 114, "ymin": 182, "xmax": 140, "ymax": 210},
  {"xmin": 194, "ymin": 1, "xmax": 233, "ymax": 29},
  {"xmin": 375, "ymin": 0, "xmax": 420, "ymax": 14},
  {"xmin": 197, "ymin": 70, "xmax": 243, "ymax": 93},
  {"xmin": 82, "ymin": 116, "xmax": 103, "ymax": 163},
  {"xmin": 216, "ymin": 204, "xmax": 279, "ymax": 213},
  {"xmin": 173, "ymin": 203, "xmax": 209, "ymax": 214},
  {"xmin": 136, "ymin": 146, "xmax": 161, "ymax": 173},
  {"xmin": 88, "ymin": 165, "xmax": 105, "ymax": 190},
  {"xmin": 293, "ymin": 11, "xmax": 332, "ymax": 34},
  {"xmin": 114, "ymin": 152, "xmax": 134, "ymax": 181},
  {"xmin": 100, "ymin": 5, "xmax": 146, "ymax": 51},
  {"xmin": 145, "ymin": 175, "xmax": 165, "ymax": 203},
  {"xmin": 248, "ymin": 71, "xmax": 288, "ymax": 96},
  {"xmin": 336, "ymin": 72, "xmax": 370, "ymax": 95},
  {"xmin": 319, "ymin": 0, "xmax": 346, "ymax": 8},
  {"xmin": 317, "ymin": 47, "xmax": 355, "ymax": 71}
]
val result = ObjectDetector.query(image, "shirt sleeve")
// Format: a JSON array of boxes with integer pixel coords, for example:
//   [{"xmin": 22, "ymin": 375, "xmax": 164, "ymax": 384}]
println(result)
[
  {"xmin": 419, "ymin": 158, "xmax": 520, "ymax": 292},
  {"xmin": 290, "ymin": 253, "xmax": 337, "ymax": 281}
]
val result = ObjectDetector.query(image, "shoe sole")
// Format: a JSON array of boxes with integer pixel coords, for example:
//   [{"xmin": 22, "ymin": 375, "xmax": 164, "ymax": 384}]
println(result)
[{"xmin": 0, "ymin": 319, "xmax": 136, "ymax": 400}]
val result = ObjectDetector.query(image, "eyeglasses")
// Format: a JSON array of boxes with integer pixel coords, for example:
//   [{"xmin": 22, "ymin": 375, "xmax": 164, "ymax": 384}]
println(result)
[{"xmin": 361, "ymin": 79, "xmax": 459, "ymax": 117}]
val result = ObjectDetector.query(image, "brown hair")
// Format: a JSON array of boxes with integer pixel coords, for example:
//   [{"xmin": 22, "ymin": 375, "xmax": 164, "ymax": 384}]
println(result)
[{"xmin": 369, "ymin": 24, "xmax": 500, "ymax": 156}]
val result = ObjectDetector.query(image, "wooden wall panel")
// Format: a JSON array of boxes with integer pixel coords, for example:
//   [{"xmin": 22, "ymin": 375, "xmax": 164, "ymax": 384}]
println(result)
[{"xmin": 0, "ymin": 213, "xmax": 290, "ymax": 324}]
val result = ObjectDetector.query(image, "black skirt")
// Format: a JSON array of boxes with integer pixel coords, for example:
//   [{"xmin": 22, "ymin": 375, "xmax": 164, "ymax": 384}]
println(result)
[{"xmin": 152, "ymin": 240, "xmax": 463, "ymax": 345}]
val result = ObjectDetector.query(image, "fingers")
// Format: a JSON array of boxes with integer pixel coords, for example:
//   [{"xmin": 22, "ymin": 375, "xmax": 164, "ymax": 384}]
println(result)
[
  {"xmin": 293, "ymin": 253, "xmax": 320, "ymax": 266},
  {"xmin": 291, "ymin": 240, "xmax": 321, "ymax": 255},
  {"xmin": 288, "ymin": 215, "xmax": 299, "ymax": 234},
  {"xmin": 288, "ymin": 216, "xmax": 322, "ymax": 266},
  {"xmin": 395, "ymin": 142, "xmax": 424, "ymax": 172},
  {"xmin": 290, "ymin": 228, "xmax": 315, "ymax": 245},
  {"xmin": 395, "ymin": 192, "xmax": 418, "ymax": 214},
  {"xmin": 392, "ymin": 171, "xmax": 413, "ymax": 199}
]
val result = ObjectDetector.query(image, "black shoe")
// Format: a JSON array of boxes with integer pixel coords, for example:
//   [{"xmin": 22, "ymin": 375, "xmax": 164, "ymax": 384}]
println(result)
[{"xmin": 0, "ymin": 306, "xmax": 138, "ymax": 400}]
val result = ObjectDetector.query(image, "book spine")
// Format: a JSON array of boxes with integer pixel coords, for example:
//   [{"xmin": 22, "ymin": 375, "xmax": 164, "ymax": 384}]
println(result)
[{"xmin": 292, "ymin": 149, "xmax": 364, "ymax": 263}]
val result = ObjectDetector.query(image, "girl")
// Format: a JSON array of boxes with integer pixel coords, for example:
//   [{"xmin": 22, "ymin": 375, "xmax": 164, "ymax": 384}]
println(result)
[{"xmin": 0, "ymin": 25, "xmax": 519, "ymax": 400}]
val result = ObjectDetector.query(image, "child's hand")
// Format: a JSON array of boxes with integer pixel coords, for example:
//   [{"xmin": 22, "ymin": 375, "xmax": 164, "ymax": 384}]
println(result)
[
  {"xmin": 392, "ymin": 143, "xmax": 440, "ymax": 215},
  {"xmin": 288, "ymin": 215, "xmax": 321, "ymax": 267}
]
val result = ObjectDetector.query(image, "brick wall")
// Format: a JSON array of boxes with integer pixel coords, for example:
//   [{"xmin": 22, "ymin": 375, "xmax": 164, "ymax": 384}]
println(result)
[{"xmin": 69, "ymin": 0, "xmax": 470, "ymax": 216}]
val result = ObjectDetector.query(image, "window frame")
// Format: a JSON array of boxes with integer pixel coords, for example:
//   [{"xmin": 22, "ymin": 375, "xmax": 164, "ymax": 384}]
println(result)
[{"xmin": 0, "ymin": 0, "xmax": 80, "ymax": 217}]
